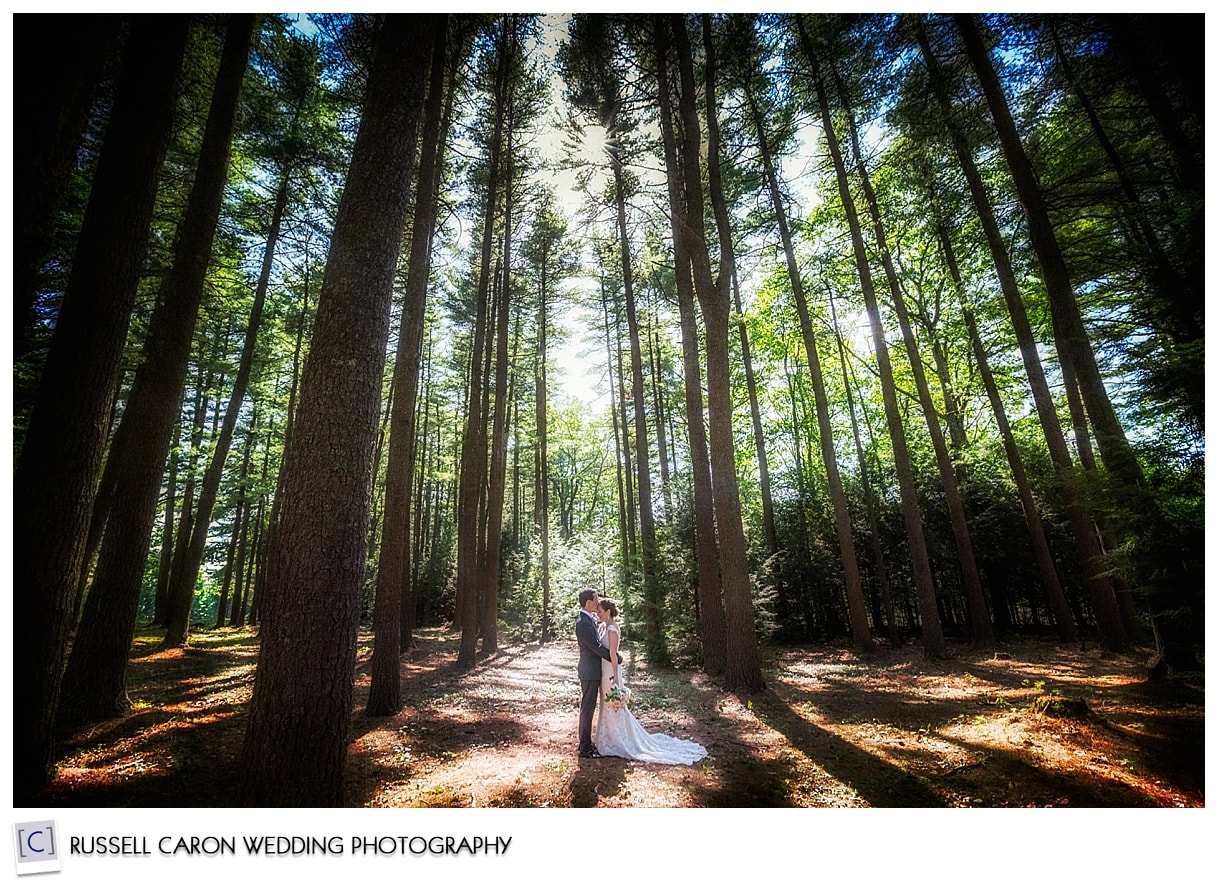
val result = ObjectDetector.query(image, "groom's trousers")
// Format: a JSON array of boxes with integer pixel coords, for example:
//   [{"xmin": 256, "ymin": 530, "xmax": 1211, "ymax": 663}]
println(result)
[{"xmin": 578, "ymin": 677, "xmax": 600, "ymax": 752}]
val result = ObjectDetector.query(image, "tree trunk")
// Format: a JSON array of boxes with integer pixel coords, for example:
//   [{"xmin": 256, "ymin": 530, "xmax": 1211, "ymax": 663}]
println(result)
[
  {"xmin": 922, "ymin": 18, "xmax": 1122, "ymax": 649},
  {"xmin": 230, "ymin": 498, "xmax": 254, "ymax": 627},
  {"xmin": 731, "ymin": 269, "xmax": 778, "ymax": 562},
  {"xmin": 673, "ymin": 14, "xmax": 764, "ymax": 692},
  {"xmin": 827, "ymin": 289, "xmax": 899, "ymax": 643},
  {"xmin": 1049, "ymin": 20, "xmax": 1200, "ymax": 358},
  {"xmin": 365, "ymin": 16, "xmax": 445, "ymax": 716},
  {"xmin": 958, "ymin": 15, "xmax": 1144, "ymax": 500},
  {"xmin": 536, "ymin": 238, "xmax": 553, "ymax": 643},
  {"xmin": 214, "ymin": 497, "xmax": 241, "ymax": 627},
  {"xmin": 831, "ymin": 51, "xmax": 994, "ymax": 646},
  {"xmin": 411, "ymin": 337, "xmax": 437, "ymax": 629},
  {"xmin": 155, "ymin": 413, "xmax": 183, "ymax": 625},
  {"xmin": 601, "ymin": 279, "xmax": 633, "ymax": 580},
  {"xmin": 165, "ymin": 155, "xmax": 288, "ymax": 649},
  {"xmin": 481, "ymin": 106, "xmax": 518, "ymax": 658},
  {"xmin": 956, "ymin": 13, "xmax": 1130, "ymax": 651},
  {"xmin": 655, "ymin": 18, "xmax": 726, "ymax": 674},
  {"xmin": 920, "ymin": 163, "xmax": 1080, "ymax": 643},
  {"xmin": 258, "ymin": 256, "xmax": 312, "ymax": 621},
  {"xmin": 225, "ymin": 414, "xmax": 259, "ymax": 627},
  {"xmin": 13, "ymin": 13, "xmax": 122, "ymax": 350},
  {"xmin": 155, "ymin": 365, "xmax": 212, "ymax": 626},
  {"xmin": 797, "ymin": 15, "xmax": 946, "ymax": 659},
  {"xmin": 649, "ymin": 313, "xmax": 673, "ymax": 511},
  {"xmin": 12, "ymin": 16, "xmax": 189, "ymax": 801},
  {"xmin": 58, "ymin": 15, "xmax": 255, "ymax": 726},
  {"xmin": 238, "ymin": 15, "xmax": 431, "ymax": 806},
  {"xmin": 615, "ymin": 318, "xmax": 639, "ymax": 565},
  {"xmin": 745, "ymin": 81, "xmax": 873, "ymax": 651},
  {"xmin": 455, "ymin": 23, "xmax": 512, "ymax": 670},
  {"xmin": 403, "ymin": 47, "xmax": 458, "ymax": 651},
  {"xmin": 912, "ymin": 288, "xmax": 969, "ymax": 466},
  {"xmin": 613, "ymin": 159, "xmax": 666, "ymax": 663}
]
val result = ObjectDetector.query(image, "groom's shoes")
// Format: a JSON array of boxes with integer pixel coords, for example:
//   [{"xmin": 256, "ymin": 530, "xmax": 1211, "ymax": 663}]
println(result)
[{"xmin": 579, "ymin": 746, "xmax": 602, "ymax": 758}]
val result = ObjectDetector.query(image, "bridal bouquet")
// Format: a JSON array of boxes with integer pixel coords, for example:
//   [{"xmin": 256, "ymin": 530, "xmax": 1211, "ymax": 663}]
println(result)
[{"xmin": 604, "ymin": 684, "xmax": 630, "ymax": 706}]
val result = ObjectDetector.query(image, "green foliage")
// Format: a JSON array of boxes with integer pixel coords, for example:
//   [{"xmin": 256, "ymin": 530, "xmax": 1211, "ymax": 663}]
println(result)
[{"xmin": 37, "ymin": 13, "xmax": 1203, "ymax": 677}]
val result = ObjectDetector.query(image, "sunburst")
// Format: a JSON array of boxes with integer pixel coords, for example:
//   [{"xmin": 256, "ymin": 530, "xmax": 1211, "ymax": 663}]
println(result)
[{"xmin": 576, "ymin": 122, "xmax": 612, "ymax": 166}]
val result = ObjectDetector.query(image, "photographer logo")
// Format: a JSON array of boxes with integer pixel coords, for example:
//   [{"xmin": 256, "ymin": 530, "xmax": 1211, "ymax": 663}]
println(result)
[{"xmin": 12, "ymin": 821, "xmax": 60, "ymax": 875}]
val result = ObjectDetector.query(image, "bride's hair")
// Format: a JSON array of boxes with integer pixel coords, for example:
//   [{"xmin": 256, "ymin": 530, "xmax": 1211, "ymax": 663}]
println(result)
[{"xmin": 598, "ymin": 598, "xmax": 619, "ymax": 619}]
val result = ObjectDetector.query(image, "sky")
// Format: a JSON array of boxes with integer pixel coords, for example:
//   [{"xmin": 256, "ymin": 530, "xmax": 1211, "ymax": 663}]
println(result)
[
  {"xmin": 528, "ymin": 12, "xmax": 827, "ymax": 413},
  {"xmin": 281, "ymin": 12, "xmax": 830, "ymax": 412}
]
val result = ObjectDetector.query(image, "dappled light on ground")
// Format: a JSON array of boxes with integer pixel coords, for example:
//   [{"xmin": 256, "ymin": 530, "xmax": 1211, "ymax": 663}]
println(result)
[{"xmin": 40, "ymin": 627, "xmax": 1202, "ymax": 808}]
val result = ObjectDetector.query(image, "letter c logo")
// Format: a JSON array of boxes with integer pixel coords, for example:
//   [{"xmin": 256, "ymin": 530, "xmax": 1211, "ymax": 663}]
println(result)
[{"xmin": 25, "ymin": 830, "xmax": 45, "ymax": 853}]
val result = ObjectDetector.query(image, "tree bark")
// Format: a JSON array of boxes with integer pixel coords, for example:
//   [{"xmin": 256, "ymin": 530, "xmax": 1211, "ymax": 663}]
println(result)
[
  {"xmin": 827, "ymin": 289, "xmax": 898, "ymax": 642},
  {"xmin": 481, "ymin": 101, "xmax": 518, "ymax": 658},
  {"xmin": 58, "ymin": 15, "xmax": 256, "ymax": 726},
  {"xmin": 744, "ymin": 81, "xmax": 873, "ymax": 651},
  {"xmin": 536, "ymin": 233, "xmax": 553, "ymax": 643},
  {"xmin": 156, "ymin": 365, "xmax": 213, "ymax": 626},
  {"xmin": 599, "ymin": 278, "xmax": 633, "ymax": 580},
  {"xmin": 365, "ymin": 16, "xmax": 446, "ymax": 716},
  {"xmin": 731, "ymin": 269, "xmax": 778, "ymax": 562},
  {"xmin": 239, "ymin": 15, "xmax": 432, "ymax": 806},
  {"xmin": 920, "ymin": 163, "xmax": 1080, "ymax": 643},
  {"xmin": 797, "ymin": 14, "xmax": 947, "ymax": 659},
  {"xmin": 164, "ymin": 156, "xmax": 289, "ymax": 649},
  {"xmin": 226, "ymin": 414, "xmax": 259, "ymax": 627},
  {"xmin": 654, "ymin": 19, "xmax": 726, "ymax": 674},
  {"xmin": 673, "ymin": 14, "xmax": 764, "ymax": 691},
  {"xmin": 955, "ymin": 13, "xmax": 1131, "ymax": 650},
  {"xmin": 12, "ymin": 16, "xmax": 190, "ymax": 802},
  {"xmin": 649, "ymin": 313, "xmax": 673, "ymax": 511},
  {"xmin": 612, "ymin": 158, "xmax": 666, "ymax": 663},
  {"xmin": 155, "ymin": 412, "xmax": 183, "ymax": 625},
  {"xmin": 214, "ymin": 504, "xmax": 240, "ymax": 627},
  {"xmin": 1049, "ymin": 20, "xmax": 1200, "ymax": 355},
  {"xmin": 919, "ymin": 18, "xmax": 1123, "ymax": 649},
  {"xmin": 831, "ymin": 51, "xmax": 995, "ymax": 646},
  {"xmin": 455, "ymin": 21, "xmax": 512, "ymax": 669}
]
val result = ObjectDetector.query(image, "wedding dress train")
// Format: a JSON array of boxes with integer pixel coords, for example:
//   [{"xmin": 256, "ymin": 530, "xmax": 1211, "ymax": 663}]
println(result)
[{"xmin": 595, "ymin": 623, "xmax": 707, "ymax": 765}]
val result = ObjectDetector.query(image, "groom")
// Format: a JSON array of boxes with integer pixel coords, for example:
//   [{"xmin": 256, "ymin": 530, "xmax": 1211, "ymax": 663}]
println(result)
[{"xmin": 575, "ymin": 588, "xmax": 615, "ymax": 758}]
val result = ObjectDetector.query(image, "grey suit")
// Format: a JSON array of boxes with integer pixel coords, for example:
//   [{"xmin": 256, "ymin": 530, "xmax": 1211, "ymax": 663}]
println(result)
[{"xmin": 576, "ymin": 610, "xmax": 612, "ymax": 754}]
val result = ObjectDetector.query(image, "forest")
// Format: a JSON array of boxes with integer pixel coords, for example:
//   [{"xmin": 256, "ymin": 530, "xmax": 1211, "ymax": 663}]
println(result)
[{"xmin": 12, "ymin": 13, "xmax": 1204, "ymax": 809}]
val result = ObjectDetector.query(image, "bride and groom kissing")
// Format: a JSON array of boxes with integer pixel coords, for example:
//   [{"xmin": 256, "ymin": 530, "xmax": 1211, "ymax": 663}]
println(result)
[{"xmin": 575, "ymin": 588, "xmax": 707, "ymax": 765}]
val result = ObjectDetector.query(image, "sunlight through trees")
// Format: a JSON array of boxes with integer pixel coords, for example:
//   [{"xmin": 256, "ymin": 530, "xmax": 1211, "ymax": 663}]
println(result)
[{"xmin": 12, "ymin": 12, "xmax": 1203, "ymax": 805}]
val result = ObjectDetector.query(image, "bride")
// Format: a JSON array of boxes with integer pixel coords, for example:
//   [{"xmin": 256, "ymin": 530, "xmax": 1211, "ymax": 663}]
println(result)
[{"xmin": 594, "ymin": 598, "xmax": 708, "ymax": 765}]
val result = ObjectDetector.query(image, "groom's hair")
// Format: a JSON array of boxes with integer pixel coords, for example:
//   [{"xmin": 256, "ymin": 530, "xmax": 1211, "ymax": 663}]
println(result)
[{"xmin": 578, "ymin": 588, "xmax": 597, "ymax": 606}]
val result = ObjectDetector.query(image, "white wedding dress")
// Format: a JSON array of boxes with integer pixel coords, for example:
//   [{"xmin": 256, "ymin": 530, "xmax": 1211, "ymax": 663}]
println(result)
[{"xmin": 595, "ymin": 622, "xmax": 708, "ymax": 765}]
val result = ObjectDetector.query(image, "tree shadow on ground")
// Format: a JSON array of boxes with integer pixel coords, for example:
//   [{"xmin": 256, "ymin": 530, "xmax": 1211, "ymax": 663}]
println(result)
[
  {"xmin": 40, "ymin": 629, "xmax": 1201, "ymax": 809},
  {"xmin": 344, "ymin": 707, "xmax": 534, "ymax": 807},
  {"xmin": 931, "ymin": 732, "xmax": 1160, "ymax": 807},
  {"xmin": 739, "ymin": 685, "xmax": 949, "ymax": 807},
  {"xmin": 956, "ymin": 658, "xmax": 1204, "ymax": 799},
  {"xmin": 1100, "ymin": 707, "xmax": 1204, "ymax": 797},
  {"xmin": 39, "ymin": 633, "xmax": 258, "ymax": 807},
  {"xmin": 45, "ymin": 702, "xmax": 246, "ymax": 808},
  {"xmin": 568, "ymin": 754, "xmax": 629, "ymax": 807}
]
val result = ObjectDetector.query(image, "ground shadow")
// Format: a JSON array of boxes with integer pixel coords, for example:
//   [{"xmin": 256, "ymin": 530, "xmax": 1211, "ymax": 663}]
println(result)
[
  {"xmin": 743, "ymin": 686, "xmax": 949, "ymax": 807},
  {"xmin": 568, "ymin": 754, "xmax": 629, "ymax": 807},
  {"xmin": 931, "ymin": 731, "xmax": 1160, "ymax": 807},
  {"xmin": 45, "ymin": 702, "xmax": 246, "ymax": 808}
]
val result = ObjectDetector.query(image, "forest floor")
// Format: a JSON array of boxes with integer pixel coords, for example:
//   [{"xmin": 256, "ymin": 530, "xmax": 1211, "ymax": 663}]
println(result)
[{"xmin": 44, "ymin": 626, "xmax": 1204, "ymax": 808}]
